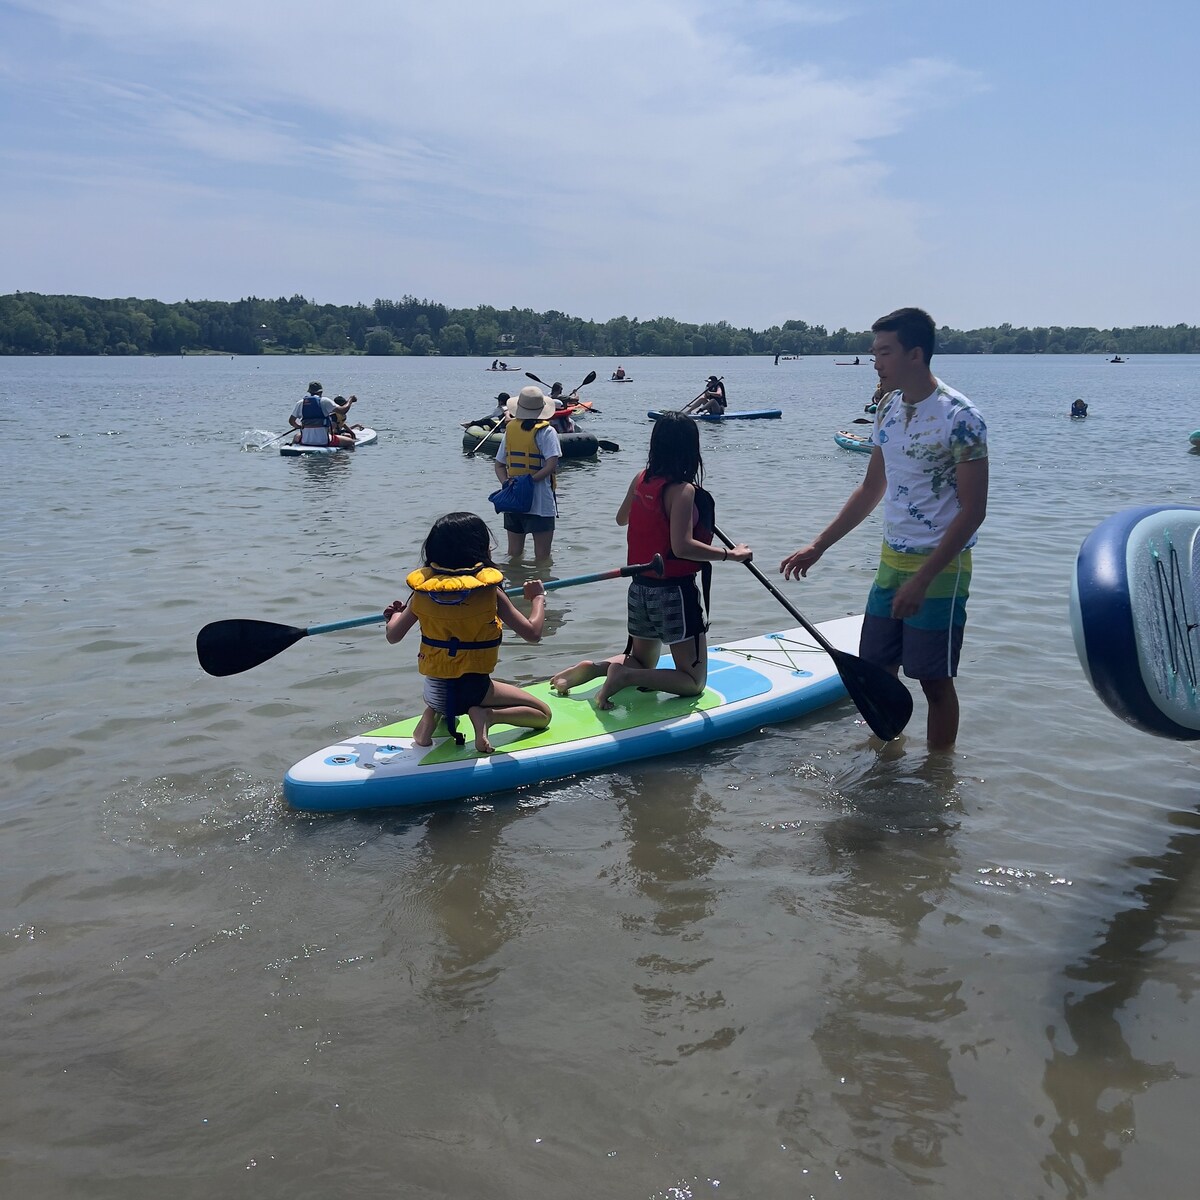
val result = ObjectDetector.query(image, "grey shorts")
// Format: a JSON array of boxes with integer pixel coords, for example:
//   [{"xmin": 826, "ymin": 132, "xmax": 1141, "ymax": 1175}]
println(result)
[
  {"xmin": 627, "ymin": 577, "xmax": 705, "ymax": 646},
  {"xmin": 503, "ymin": 512, "xmax": 556, "ymax": 534},
  {"xmin": 859, "ymin": 615, "xmax": 965, "ymax": 680},
  {"xmin": 423, "ymin": 673, "xmax": 492, "ymax": 717}
]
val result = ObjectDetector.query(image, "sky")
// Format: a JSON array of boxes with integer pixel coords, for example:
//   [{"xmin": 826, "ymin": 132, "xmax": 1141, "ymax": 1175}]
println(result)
[{"xmin": 0, "ymin": 0, "xmax": 1196, "ymax": 331}]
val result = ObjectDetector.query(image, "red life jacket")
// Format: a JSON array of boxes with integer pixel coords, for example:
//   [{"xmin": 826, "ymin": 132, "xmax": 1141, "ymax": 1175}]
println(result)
[{"xmin": 626, "ymin": 471, "xmax": 714, "ymax": 578}]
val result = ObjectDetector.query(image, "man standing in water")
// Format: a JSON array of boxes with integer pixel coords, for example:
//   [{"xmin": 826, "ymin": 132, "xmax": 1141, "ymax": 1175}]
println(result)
[{"xmin": 780, "ymin": 308, "xmax": 988, "ymax": 750}]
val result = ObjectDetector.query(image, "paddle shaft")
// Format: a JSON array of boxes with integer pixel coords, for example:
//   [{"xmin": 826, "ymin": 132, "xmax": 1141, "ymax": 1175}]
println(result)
[
  {"xmin": 302, "ymin": 555, "xmax": 665, "ymax": 637},
  {"xmin": 466, "ymin": 417, "xmax": 506, "ymax": 456},
  {"xmin": 710, "ymin": 525, "xmax": 837, "ymax": 656}
]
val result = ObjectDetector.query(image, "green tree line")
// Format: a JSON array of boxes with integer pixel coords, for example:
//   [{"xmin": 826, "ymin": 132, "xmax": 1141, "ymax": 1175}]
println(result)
[{"xmin": 2, "ymin": 291, "xmax": 1197, "ymax": 356}]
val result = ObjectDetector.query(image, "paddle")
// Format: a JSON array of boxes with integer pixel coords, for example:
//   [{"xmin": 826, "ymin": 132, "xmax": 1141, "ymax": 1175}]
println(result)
[
  {"xmin": 711, "ymin": 524, "xmax": 913, "ymax": 741},
  {"xmin": 524, "ymin": 370, "xmax": 598, "ymax": 395},
  {"xmin": 598, "ymin": 439, "xmax": 620, "ymax": 452},
  {"xmin": 466, "ymin": 417, "xmax": 506, "ymax": 457},
  {"xmin": 196, "ymin": 555, "xmax": 665, "ymax": 677},
  {"xmin": 851, "ymin": 417, "xmax": 873, "ymax": 424}
]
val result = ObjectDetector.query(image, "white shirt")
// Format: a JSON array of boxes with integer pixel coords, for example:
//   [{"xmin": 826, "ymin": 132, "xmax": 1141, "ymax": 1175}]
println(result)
[{"xmin": 872, "ymin": 379, "xmax": 988, "ymax": 552}]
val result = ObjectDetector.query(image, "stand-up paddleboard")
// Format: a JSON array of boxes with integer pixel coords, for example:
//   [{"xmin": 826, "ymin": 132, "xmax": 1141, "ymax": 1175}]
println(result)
[
  {"xmin": 647, "ymin": 409, "xmax": 782, "ymax": 422},
  {"xmin": 280, "ymin": 428, "xmax": 378, "ymax": 457},
  {"xmin": 284, "ymin": 615, "xmax": 864, "ymax": 813},
  {"xmin": 834, "ymin": 430, "xmax": 873, "ymax": 454},
  {"xmin": 1071, "ymin": 505, "xmax": 1200, "ymax": 740}
]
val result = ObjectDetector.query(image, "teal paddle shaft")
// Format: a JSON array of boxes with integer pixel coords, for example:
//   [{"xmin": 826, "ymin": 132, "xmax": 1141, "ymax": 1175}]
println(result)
[{"xmin": 197, "ymin": 556, "xmax": 663, "ymax": 677}]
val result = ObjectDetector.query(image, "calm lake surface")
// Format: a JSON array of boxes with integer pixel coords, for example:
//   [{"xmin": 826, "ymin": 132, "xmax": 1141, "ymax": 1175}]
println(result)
[{"xmin": 2, "ymin": 353, "xmax": 1198, "ymax": 1199}]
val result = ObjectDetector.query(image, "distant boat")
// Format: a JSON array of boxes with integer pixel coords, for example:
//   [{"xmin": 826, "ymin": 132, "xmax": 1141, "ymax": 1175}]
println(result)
[{"xmin": 1109, "ymin": 356, "xmax": 1125, "ymax": 363}]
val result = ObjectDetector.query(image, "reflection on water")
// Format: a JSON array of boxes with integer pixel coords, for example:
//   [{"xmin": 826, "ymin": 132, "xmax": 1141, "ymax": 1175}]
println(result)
[
  {"xmin": 1040, "ymin": 808, "xmax": 1200, "ymax": 1196},
  {"xmin": 417, "ymin": 803, "xmax": 537, "ymax": 1014},
  {"xmin": 608, "ymin": 768, "xmax": 730, "ymax": 1062},
  {"xmin": 782, "ymin": 752, "xmax": 967, "ymax": 1184}
]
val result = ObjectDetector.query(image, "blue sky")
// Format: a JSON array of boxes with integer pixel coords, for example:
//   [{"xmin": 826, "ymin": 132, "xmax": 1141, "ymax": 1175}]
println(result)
[{"xmin": 1, "ymin": 0, "xmax": 1195, "ymax": 330}]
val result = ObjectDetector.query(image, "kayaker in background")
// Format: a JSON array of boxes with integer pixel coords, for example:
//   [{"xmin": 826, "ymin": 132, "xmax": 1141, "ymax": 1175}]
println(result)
[
  {"xmin": 1070, "ymin": 398, "xmax": 1089, "ymax": 418},
  {"xmin": 865, "ymin": 380, "xmax": 886, "ymax": 414},
  {"xmin": 495, "ymin": 387, "xmax": 562, "ymax": 560},
  {"xmin": 289, "ymin": 382, "xmax": 354, "ymax": 446},
  {"xmin": 682, "ymin": 375, "xmax": 727, "ymax": 416},
  {"xmin": 461, "ymin": 392, "xmax": 511, "ymax": 430},
  {"xmin": 613, "ymin": 365, "xmax": 627, "ymax": 380},
  {"xmin": 549, "ymin": 411, "xmax": 752, "ymax": 709},
  {"xmin": 383, "ymin": 512, "xmax": 550, "ymax": 754},
  {"xmin": 780, "ymin": 306, "xmax": 988, "ymax": 752}
]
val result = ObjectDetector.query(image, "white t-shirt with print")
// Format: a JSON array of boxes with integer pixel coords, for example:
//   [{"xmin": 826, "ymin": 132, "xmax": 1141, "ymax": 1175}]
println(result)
[{"xmin": 872, "ymin": 380, "xmax": 987, "ymax": 552}]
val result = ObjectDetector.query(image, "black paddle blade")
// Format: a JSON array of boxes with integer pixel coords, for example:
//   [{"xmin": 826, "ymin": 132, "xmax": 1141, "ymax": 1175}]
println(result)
[
  {"xmin": 597, "ymin": 439, "xmax": 621, "ymax": 452},
  {"xmin": 197, "ymin": 619, "xmax": 308, "ymax": 677},
  {"xmin": 830, "ymin": 648, "xmax": 914, "ymax": 740}
]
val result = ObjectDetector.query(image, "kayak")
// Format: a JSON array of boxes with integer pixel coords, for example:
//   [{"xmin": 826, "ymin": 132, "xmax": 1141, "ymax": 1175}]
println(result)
[
  {"xmin": 1070, "ymin": 505, "xmax": 1200, "ymax": 740},
  {"xmin": 834, "ymin": 430, "xmax": 873, "ymax": 453},
  {"xmin": 462, "ymin": 425, "xmax": 600, "ymax": 458},
  {"xmin": 280, "ymin": 428, "xmax": 378, "ymax": 457},
  {"xmin": 610, "ymin": 378, "xmax": 634, "ymax": 383},
  {"xmin": 283, "ymin": 615, "xmax": 863, "ymax": 812},
  {"xmin": 485, "ymin": 367, "xmax": 522, "ymax": 372},
  {"xmin": 647, "ymin": 409, "xmax": 782, "ymax": 422}
]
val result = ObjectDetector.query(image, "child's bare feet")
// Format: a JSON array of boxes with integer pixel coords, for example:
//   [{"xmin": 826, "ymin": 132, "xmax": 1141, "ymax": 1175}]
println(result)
[
  {"xmin": 469, "ymin": 707, "xmax": 494, "ymax": 754},
  {"xmin": 413, "ymin": 706, "xmax": 437, "ymax": 747},
  {"xmin": 595, "ymin": 663, "xmax": 633, "ymax": 710},
  {"xmin": 550, "ymin": 660, "xmax": 606, "ymax": 695}
]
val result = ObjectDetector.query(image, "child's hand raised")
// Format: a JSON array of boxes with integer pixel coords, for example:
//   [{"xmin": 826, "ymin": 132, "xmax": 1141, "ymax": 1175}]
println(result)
[
  {"xmin": 523, "ymin": 580, "xmax": 547, "ymax": 602},
  {"xmin": 383, "ymin": 599, "xmax": 406, "ymax": 619}
]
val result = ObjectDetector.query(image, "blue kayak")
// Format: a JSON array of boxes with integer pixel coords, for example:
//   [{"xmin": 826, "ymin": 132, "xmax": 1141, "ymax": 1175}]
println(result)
[{"xmin": 647, "ymin": 409, "xmax": 782, "ymax": 421}]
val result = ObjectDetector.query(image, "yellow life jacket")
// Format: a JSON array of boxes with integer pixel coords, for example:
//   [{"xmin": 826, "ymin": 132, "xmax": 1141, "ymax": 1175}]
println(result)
[
  {"xmin": 406, "ymin": 564, "xmax": 504, "ymax": 677},
  {"xmin": 504, "ymin": 420, "xmax": 556, "ymax": 490}
]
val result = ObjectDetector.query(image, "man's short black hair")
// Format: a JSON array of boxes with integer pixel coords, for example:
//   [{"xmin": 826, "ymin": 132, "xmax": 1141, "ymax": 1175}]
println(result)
[{"xmin": 872, "ymin": 307, "xmax": 936, "ymax": 364}]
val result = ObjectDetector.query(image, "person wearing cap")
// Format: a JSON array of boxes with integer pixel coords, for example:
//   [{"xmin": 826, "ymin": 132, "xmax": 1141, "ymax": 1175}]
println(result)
[
  {"xmin": 461, "ymin": 392, "xmax": 512, "ymax": 430},
  {"xmin": 494, "ymin": 386, "xmax": 562, "ymax": 559},
  {"xmin": 289, "ymin": 383, "xmax": 355, "ymax": 446},
  {"xmin": 682, "ymin": 376, "xmax": 727, "ymax": 416}
]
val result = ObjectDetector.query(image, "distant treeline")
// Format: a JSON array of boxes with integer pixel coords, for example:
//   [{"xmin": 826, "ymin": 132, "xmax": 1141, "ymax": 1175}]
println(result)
[{"xmin": 2, "ymin": 291, "xmax": 1197, "ymax": 357}]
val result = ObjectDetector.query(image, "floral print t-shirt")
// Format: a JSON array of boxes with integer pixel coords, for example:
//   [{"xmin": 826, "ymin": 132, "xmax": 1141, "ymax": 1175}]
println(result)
[{"xmin": 872, "ymin": 380, "xmax": 988, "ymax": 553}]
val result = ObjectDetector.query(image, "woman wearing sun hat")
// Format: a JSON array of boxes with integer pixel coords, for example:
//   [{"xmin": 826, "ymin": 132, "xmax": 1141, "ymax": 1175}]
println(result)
[{"xmin": 494, "ymin": 386, "xmax": 563, "ymax": 559}]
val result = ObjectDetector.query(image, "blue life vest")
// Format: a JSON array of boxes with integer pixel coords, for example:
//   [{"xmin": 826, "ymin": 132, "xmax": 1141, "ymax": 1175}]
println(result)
[{"xmin": 301, "ymin": 395, "xmax": 331, "ymax": 428}]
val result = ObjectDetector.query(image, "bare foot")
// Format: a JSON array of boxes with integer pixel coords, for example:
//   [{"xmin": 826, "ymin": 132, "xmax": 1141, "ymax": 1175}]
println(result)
[
  {"xmin": 595, "ymin": 663, "xmax": 633, "ymax": 710},
  {"xmin": 413, "ymin": 707, "xmax": 438, "ymax": 747},
  {"xmin": 550, "ymin": 660, "xmax": 605, "ymax": 695},
  {"xmin": 469, "ymin": 707, "xmax": 494, "ymax": 754}
]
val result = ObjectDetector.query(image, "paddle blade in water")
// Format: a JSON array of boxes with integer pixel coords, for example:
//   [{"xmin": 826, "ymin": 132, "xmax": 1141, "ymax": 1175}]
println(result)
[
  {"xmin": 830, "ymin": 648, "xmax": 913, "ymax": 740},
  {"xmin": 197, "ymin": 619, "xmax": 307, "ymax": 677}
]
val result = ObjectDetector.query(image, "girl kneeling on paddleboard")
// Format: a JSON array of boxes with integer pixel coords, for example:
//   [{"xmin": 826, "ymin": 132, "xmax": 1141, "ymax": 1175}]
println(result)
[
  {"xmin": 550, "ymin": 411, "xmax": 751, "ymax": 709},
  {"xmin": 384, "ymin": 512, "xmax": 551, "ymax": 754}
]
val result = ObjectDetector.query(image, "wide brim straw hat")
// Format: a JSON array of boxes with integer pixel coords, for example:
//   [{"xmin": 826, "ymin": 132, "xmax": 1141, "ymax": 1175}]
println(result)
[{"xmin": 506, "ymin": 386, "xmax": 556, "ymax": 420}]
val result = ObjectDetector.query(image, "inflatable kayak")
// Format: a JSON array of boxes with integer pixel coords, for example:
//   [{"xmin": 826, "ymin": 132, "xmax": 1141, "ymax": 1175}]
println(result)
[
  {"xmin": 462, "ymin": 424, "xmax": 599, "ymax": 458},
  {"xmin": 1070, "ymin": 505, "xmax": 1200, "ymax": 740},
  {"xmin": 284, "ymin": 615, "xmax": 863, "ymax": 812},
  {"xmin": 647, "ymin": 410, "xmax": 782, "ymax": 422},
  {"xmin": 280, "ymin": 428, "xmax": 378, "ymax": 457},
  {"xmin": 834, "ymin": 430, "xmax": 873, "ymax": 454}
]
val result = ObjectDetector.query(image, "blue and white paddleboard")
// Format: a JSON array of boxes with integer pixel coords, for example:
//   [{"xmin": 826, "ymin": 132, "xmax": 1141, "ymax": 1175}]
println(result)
[
  {"xmin": 280, "ymin": 428, "xmax": 378, "ymax": 456},
  {"xmin": 1071, "ymin": 505, "xmax": 1200, "ymax": 740},
  {"xmin": 283, "ymin": 615, "xmax": 862, "ymax": 813},
  {"xmin": 648, "ymin": 409, "xmax": 782, "ymax": 422},
  {"xmin": 834, "ymin": 429, "xmax": 873, "ymax": 454}
]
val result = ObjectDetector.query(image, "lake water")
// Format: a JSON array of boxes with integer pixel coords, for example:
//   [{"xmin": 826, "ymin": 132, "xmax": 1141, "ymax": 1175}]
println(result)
[{"xmin": 2, "ymin": 352, "xmax": 1198, "ymax": 1199}]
